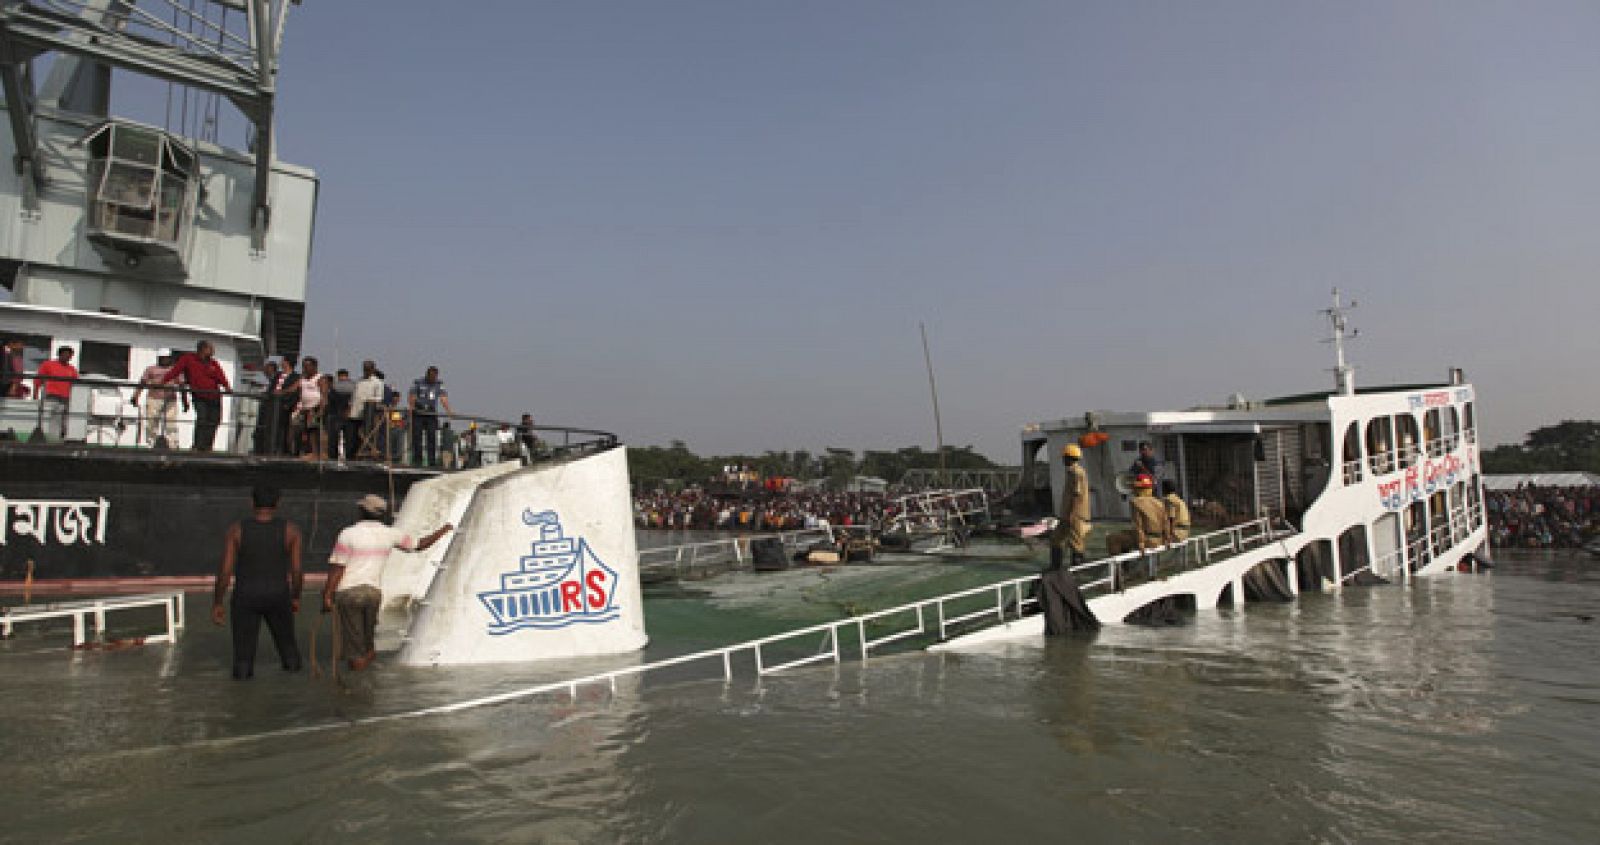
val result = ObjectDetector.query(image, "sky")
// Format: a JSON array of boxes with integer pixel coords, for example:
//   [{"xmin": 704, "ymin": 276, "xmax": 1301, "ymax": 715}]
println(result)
[{"xmin": 125, "ymin": 1, "xmax": 1600, "ymax": 458}]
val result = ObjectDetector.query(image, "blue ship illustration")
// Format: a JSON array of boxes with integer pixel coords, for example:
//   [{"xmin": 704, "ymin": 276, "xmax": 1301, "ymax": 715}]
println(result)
[{"xmin": 478, "ymin": 509, "xmax": 620, "ymax": 634}]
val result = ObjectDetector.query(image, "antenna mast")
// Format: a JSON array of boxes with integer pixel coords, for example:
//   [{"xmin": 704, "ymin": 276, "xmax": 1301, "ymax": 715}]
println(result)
[
  {"xmin": 919, "ymin": 322, "xmax": 948, "ymax": 488},
  {"xmin": 1322, "ymin": 288, "xmax": 1358, "ymax": 395}
]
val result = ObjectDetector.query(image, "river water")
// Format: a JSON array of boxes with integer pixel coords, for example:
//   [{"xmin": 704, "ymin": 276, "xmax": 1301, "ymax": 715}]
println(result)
[{"xmin": 1, "ymin": 550, "xmax": 1596, "ymax": 842}]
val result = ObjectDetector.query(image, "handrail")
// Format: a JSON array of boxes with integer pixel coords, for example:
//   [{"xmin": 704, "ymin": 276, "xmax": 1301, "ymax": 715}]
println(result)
[
  {"xmin": 385, "ymin": 516, "xmax": 1300, "ymax": 717},
  {"xmin": 1342, "ymin": 459, "xmax": 1363, "ymax": 485},
  {"xmin": 1, "ymin": 590, "xmax": 185, "ymax": 646},
  {"xmin": 637, "ymin": 527, "xmax": 837, "ymax": 578},
  {"xmin": 0, "ymin": 371, "xmax": 617, "ymax": 466}
]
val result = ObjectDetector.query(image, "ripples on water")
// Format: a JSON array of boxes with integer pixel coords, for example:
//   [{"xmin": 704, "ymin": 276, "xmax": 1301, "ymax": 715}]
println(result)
[{"xmin": 1, "ymin": 552, "xmax": 1597, "ymax": 842}]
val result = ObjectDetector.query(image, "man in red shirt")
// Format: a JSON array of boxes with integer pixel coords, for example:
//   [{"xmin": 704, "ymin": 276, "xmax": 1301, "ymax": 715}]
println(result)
[
  {"xmin": 163, "ymin": 340, "xmax": 232, "ymax": 452},
  {"xmin": 34, "ymin": 346, "xmax": 78, "ymax": 439}
]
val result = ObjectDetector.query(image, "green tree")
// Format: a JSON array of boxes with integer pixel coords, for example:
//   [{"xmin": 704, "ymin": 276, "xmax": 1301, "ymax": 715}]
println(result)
[{"xmin": 1481, "ymin": 421, "xmax": 1600, "ymax": 474}]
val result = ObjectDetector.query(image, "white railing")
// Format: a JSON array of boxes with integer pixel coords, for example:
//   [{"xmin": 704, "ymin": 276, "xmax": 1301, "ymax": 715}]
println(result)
[
  {"xmin": 637, "ymin": 528, "xmax": 837, "ymax": 578},
  {"xmin": 595, "ymin": 518, "xmax": 1290, "ymax": 685},
  {"xmin": 1403, "ymin": 536, "xmax": 1429, "ymax": 581},
  {"xmin": 1342, "ymin": 459, "xmax": 1363, "ymax": 486},
  {"xmin": 1, "ymin": 591, "xmax": 186, "ymax": 646},
  {"xmin": 281, "ymin": 517, "xmax": 1301, "ymax": 729},
  {"xmin": 1350, "ymin": 547, "xmax": 1403, "ymax": 583}
]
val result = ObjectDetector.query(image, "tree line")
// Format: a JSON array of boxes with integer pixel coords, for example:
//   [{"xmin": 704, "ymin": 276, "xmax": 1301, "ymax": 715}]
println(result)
[
  {"xmin": 1480, "ymin": 421, "xmax": 1600, "ymax": 474},
  {"xmin": 628, "ymin": 441, "xmax": 999, "ymax": 489}
]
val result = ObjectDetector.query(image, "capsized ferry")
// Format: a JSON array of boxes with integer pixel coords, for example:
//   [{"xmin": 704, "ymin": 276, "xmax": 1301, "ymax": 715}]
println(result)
[{"xmin": 938, "ymin": 295, "xmax": 1490, "ymax": 647}]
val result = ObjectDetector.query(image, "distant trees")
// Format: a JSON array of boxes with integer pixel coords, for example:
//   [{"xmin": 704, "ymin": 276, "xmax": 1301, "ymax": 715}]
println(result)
[
  {"xmin": 1481, "ymin": 421, "xmax": 1600, "ymax": 474},
  {"xmin": 627, "ymin": 442, "xmax": 999, "ymax": 490}
]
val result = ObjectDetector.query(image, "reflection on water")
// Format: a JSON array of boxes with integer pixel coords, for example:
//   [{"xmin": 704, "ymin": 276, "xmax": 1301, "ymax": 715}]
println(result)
[{"xmin": 1, "ymin": 552, "xmax": 1597, "ymax": 841}]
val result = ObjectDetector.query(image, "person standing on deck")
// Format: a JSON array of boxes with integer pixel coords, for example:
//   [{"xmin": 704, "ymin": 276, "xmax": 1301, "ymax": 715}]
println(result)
[
  {"xmin": 408, "ymin": 365, "xmax": 453, "ymax": 467},
  {"xmin": 33, "ymin": 346, "xmax": 77, "ymax": 438},
  {"xmin": 347, "ymin": 360, "xmax": 383, "ymax": 459},
  {"xmin": 252, "ymin": 360, "xmax": 280, "ymax": 454},
  {"xmin": 321, "ymin": 495, "xmax": 453, "ymax": 671},
  {"xmin": 129, "ymin": 352, "xmax": 178, "ymax": 448},
  {"xmin": 1050, "ymin": 444, "xmax": 1093, "ymax": 568},
  {"xmin": 1129, "ymin": 475, "xmax": 1174, "ymax": 550},
  {"xmin": 286, "ymin": 356, "xmax": 330, "ymax": 460},
  {"xmin": 162, "ymin": 340, "xmax": 231, "ymax": 452},
  {"xmin": 212, "ymin": 485, "xmax": 304, "ymax": 679},
  {"xmin": 1, "ymin": 337, "xmax": 29, "ymax": 398},
  {"xmin": 1162, "ymin": 480, "xmax": 1191, "ymax": 542},
  {"xmin": 1131, "ymin": 441, "xmax": 1165, "ymax": 485},
  {"xmin": 272, "ymin": 353, "xmax": 301, "ymax": 455},
  {"xmin": 327, "ymin": 369, "xmax": 355, "ymax": 460}
]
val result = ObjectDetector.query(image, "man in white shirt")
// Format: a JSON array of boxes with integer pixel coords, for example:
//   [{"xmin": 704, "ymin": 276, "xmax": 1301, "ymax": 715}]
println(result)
[
  {"xmin": 347, "ymin": 360, "xmax": 385, "ymax": 459},
  {"xmin": 321, "ymin": 494, "xmax": 452, "ymax": 671}
]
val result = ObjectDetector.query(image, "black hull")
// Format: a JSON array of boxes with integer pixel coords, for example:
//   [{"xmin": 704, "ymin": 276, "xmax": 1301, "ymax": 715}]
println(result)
[{"xmin": 0, "ymin": 444, "xmax": 437, "ymax": 582}]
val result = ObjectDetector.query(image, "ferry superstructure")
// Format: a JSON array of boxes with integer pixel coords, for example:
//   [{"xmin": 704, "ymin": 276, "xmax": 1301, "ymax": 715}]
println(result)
[{"xmin": 1016, "ymin": 373, "xmax": 1486, "ymax": 583}]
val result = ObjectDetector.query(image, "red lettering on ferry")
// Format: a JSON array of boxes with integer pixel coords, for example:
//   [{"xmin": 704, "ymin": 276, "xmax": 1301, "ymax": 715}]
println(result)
[
  {"xmin": 586, "ymin": 569, "xmax": 609, "ymax": 606},
  {"xmin": 560, "ymin": 581, "xmax": 583, "ymax": 612}
]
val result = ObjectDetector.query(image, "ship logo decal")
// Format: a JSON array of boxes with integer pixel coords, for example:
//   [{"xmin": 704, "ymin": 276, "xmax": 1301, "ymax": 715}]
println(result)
[{"xmin": 477, "ymin": 509, "xmax": 620, "ymax": 635}]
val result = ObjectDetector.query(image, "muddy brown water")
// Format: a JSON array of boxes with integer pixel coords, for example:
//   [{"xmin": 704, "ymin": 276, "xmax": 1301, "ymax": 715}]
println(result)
[{"xmin": 0, "ymin": 550, "xmax": 1595, "ymax": 842}]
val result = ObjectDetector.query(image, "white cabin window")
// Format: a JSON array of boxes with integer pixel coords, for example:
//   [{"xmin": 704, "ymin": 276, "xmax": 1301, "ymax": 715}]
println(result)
[
  {"xmin": 79, "ymin": 341, "xmax": 130, "ymax": 380},
  {"xmin": 1365, "ymin": 417, "xmax": 1395, "ymax": 475},
  {"xmin": 1424, "ymin": 409, "xmax": 1444, "ymax": 458},
  {"xmin": 1395, "ymin": 414, "xmax": 1421, "ymax": 469},
  {"xmin": 1341, "ymin": 422, "xmax": 1362, "ymax": 485}
]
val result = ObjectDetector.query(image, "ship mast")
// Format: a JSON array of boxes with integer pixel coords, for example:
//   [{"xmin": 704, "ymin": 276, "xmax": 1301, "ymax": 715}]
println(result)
[{"xmin": 1322, "ymin": 288, "xmax": 1358, "ymax": 395}]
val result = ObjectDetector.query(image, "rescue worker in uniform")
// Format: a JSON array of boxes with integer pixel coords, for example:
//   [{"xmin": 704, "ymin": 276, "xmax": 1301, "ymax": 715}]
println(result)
[
  {"xmin": 1162, "ymin": 480, "xmax": 1191, "ymax": 542},
  {"xmin": 1049, "ymin": 444, "xmax": 1092, "ymax": 568},
  {"xmin": 1129, "ymin": 474, "xmax": 1174, "ymax": 550}
]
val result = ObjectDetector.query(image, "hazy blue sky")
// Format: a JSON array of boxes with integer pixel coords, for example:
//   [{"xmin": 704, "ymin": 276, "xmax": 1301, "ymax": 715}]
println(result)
[{"xmin": 262, "ymin": 1, "xmax": 1598, "ymax": 459}]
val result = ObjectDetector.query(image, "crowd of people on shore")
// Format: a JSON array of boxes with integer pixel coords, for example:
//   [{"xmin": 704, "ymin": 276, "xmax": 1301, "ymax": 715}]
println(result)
[
  {"xmin": 1486, "ymin": 484, "xmax": 1599, "ymax": 549},
  {"xmin": 634, "ymin": 489, "xmax": 899, "ymax": 531}
]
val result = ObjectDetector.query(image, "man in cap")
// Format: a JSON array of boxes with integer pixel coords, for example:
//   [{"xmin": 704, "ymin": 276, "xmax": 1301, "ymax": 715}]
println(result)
[
  {"xmin": 1049, "ymin": 443, "xmax": 1092, "ymax": 568},
  {"xmin": 1129, "ymin": 474, "xmax": 1174, "ymax": 551},
  {"xmin": 321, "ymin": 494, "xmax": 453, "ymax": 671}
]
